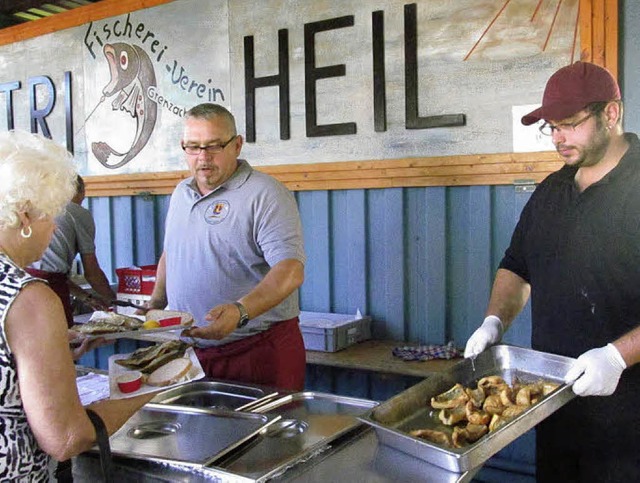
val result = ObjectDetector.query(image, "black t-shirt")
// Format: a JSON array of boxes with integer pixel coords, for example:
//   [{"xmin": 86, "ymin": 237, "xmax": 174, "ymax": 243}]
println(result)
[
  {"xmin": 501, "ymin": 135, "xmax": 640, "ymax": 465},
  {"xmin": 501, "ymin": 133, "xmax": 640, "ymax": 358}
]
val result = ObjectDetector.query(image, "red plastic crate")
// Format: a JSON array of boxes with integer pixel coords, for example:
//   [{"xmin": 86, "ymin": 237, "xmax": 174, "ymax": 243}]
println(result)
[{"xmin": 115, "ymin": 265, "xmax": 157, "ymax": 295}]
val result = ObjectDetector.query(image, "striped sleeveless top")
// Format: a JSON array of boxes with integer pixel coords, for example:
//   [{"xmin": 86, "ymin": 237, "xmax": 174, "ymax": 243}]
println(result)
[{"xmin": 0, "ymin": 253, "xmax": 49, "ymax": 481}]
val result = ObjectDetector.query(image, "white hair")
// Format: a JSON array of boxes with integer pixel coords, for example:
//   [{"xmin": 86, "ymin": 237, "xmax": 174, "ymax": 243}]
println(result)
[{"xmin": 0, "ymin": 130, "xmax": 77, "ymax": 230}]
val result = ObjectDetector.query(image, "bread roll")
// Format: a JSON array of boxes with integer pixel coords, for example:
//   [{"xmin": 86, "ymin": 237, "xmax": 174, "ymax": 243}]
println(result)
[{"xmin": 146, "ymin": 357, "xmax": 192, "ymax": 386}]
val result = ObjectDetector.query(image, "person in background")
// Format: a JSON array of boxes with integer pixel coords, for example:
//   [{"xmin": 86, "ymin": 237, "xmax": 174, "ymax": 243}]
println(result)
[
  {"xmin": 464, "ymin": 61, "xmax": 640, "ymax": 482},
  {"xmin": 26, "ymin": 175, "xmax": 115, "ymax": 327},
  {"xmin": 144, "ymin": 103, "xmax": 306, "ymax": 390},
  {"xmin": 0, "ymin": 130, "xmax": 154, "ymax": 481}
]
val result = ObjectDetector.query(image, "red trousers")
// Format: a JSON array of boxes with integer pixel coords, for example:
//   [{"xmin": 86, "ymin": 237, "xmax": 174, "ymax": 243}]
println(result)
[
  {"xmin": 25, "ymin": 268, "xmax": 73, "ymax": 328},
  {"xmin": 194, "ymin": 317, "xmax": 306, "ymax": 391}
]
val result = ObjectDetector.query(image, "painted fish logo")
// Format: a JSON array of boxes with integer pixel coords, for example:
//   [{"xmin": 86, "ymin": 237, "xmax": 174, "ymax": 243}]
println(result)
[{"xmin": 91, "ymin": 42, "xmax": 157, "ymax": 169}]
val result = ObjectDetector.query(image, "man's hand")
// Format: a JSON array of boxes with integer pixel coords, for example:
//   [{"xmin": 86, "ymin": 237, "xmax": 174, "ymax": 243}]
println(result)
[
  {"xmin": 134, "ymin": 303, "xmax": 151, "ymax": 317},
  {"xmin": 135, "ymin": 299, "xmax": 165, "ymax": 316},
  {"xmin": 464, "ymin": 315, "xmax": 503, "ymax": 358},
  {"xmin": 84, "ymin": 293, "xmax": 111, "ymax": 312},
  {"xmin": 181, "ymin": 303, "xmax": 242, "ymax": 340},
  {"xmin": 564, "ymin": 344, "xmax": 626, "ymax": 396}
]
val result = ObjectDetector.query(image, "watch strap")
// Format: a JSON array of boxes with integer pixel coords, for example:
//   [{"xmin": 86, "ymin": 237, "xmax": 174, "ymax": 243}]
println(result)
[{"xmin": 233, "ymin": 301, "xmax": 250, "ymax": 328}]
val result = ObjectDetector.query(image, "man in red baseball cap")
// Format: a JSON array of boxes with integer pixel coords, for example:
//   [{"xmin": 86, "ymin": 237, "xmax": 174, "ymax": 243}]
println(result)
[
  {"xmin": 521, "ymin": 60, "xmax": 621, "ymax": 126},
  {"xmin": 465, "ymin": 61, "xmax": 640, "ymax": 482}
]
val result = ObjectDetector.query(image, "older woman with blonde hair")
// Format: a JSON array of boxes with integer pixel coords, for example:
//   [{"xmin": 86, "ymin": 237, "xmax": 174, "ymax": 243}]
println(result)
[{"xmin": 0, "ymin": 130, "xmax": 154, "ymax": 481}]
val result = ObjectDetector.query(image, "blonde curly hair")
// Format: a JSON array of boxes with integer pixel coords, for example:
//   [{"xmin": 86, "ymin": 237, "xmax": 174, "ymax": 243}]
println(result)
[{"xmin": 0, "ymin": 130, "xmax": 77, "ymax": 230}]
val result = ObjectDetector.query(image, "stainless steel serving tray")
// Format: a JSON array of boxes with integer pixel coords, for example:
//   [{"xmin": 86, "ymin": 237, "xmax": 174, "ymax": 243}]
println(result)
[
  {"xmin": 104, "ymin": 405, "xmax": 279, "ymax": 469},
  {"xmin": 360, "ymin": 344, "xmax": 576, "ymax": 473},
  {"xmin": 213, "ymin": 391, "xmax": 379, "ymax": 481},
  {"xmin": 149, "ymin": 379, "xmax": 275, "ymax": 411}
]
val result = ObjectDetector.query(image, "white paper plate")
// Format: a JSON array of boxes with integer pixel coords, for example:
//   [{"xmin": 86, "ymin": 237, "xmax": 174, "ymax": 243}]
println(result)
[
  {"xmin": 77, "ymin": 312, "xmax": 192, "ymax": 340},
  {"xmin": 88, "ymin": 324, "xmax": 189, "ymax": 341},
  {"xmin": 108, "ymin": 347, "xmax": 205, "ymax": 400}
]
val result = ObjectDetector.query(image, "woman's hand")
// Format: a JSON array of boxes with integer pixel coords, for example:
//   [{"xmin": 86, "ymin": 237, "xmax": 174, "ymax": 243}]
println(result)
[{"xmin": 68, "ymin": 330, "xmax": 110, "ymax": 360}]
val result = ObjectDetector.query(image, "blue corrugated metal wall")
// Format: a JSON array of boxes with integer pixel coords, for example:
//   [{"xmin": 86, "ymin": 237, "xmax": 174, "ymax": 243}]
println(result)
[
  {"xmin": 297, "ymin": 186, "xmax": 533, "ymax": 347},
  {"xmin": 86, "ymin": 185, "xmax": 533, "ymax": 350}
]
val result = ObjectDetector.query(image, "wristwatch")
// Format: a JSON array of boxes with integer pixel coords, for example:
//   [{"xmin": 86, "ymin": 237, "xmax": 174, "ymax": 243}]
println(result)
[{"xmin": 233, "ymin": 301, "xmax": 250, "ymax": 328}]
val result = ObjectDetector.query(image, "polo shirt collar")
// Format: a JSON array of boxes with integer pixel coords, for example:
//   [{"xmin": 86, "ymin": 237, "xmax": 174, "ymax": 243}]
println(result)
[
  {"xmin": 591, "ymin": 132, "xmax": 640, "ymax": 186},
  {"xmin": 223, "ymin": 159, "xmax": 252, "ymax": 190},
  {"xmin": 614, "ymin": 133, "xmax": 640, "ymax": 176},
  {"xmin": 185, "ymin": 159, "xmax": 252, "ymax": 198}
]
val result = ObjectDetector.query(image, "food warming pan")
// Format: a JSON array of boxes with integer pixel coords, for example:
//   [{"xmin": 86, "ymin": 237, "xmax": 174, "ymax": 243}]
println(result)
[{"xmin": 360, "ymin": 344, "xmax": 576, "ymax": 472}]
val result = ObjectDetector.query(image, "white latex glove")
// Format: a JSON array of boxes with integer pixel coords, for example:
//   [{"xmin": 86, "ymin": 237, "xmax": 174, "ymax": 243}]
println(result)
[
  {"xmin": 564, "ymin": 343, "xmax": 626, "ymax": 396},
  {"xmin": 464, "ymin": 315, "xmax": 503, "ymax": 358}
]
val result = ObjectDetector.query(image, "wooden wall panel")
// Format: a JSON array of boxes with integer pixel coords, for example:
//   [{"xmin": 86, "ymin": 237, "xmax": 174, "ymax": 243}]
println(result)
[
  {"xmin": 0, "ymin": 0, "xmax": 175, "ymax": 46},
  {"xmin": 84, "ymin": 151, "xmax": 564, "ymax": 196},
  {"xmin": 580, "ymin": 0, "xmax": 618, "ymax": 76}
]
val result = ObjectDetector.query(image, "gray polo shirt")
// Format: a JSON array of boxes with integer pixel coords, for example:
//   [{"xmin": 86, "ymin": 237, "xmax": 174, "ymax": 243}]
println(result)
[
  {"xmin": 34, "ymin": 202, "xmax": 96, "ymax": 273},
  {"xmin": 164, "ymin": 159, "xmax": 305, "ymax": 346}
]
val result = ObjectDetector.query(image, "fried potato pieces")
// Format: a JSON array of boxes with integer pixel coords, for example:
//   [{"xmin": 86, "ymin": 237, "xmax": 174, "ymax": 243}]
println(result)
[{"xmin": 410, "ymin": 375, "xmax": 560, "ymax": 449}]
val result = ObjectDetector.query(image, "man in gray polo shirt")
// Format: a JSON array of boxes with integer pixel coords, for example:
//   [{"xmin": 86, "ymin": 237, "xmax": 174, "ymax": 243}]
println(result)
[
  {"xmin": 27, "ymin": 175, "xmax": 115, "ymax": 326},
  {"xmin": 146, "ymin": 103, "xmax": 306, "ymax": 390}
]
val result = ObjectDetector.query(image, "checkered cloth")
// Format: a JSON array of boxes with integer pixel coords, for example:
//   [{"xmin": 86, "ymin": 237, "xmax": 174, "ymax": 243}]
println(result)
[{"xmin": 392, "ymin": 341, "xmax": 463, "ymax": 361}]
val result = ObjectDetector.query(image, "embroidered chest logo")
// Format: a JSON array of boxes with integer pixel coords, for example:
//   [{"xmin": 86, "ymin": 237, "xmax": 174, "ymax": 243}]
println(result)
[{"xmin": 205, "ymin": 200, "xmax": 230, "ymax": 225}]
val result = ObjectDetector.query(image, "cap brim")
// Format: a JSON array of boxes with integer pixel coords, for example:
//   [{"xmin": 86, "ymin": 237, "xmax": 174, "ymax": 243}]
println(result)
[
  {"xmin": 521, "ymin": 101, "xmax": 595, "ymax": 126},
  {"xmin": 521, "ymin": 107, "xmax": 544, "ymax": 126}
]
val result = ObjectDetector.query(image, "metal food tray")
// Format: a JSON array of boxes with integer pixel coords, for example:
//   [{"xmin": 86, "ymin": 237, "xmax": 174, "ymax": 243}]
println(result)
[
  {"xmin": 149, "ymin": 379, "xmax": 275, "ymax": 411},
  {"xmin": 104, "ymin": 405, "xmax": 279, "ymax": 469},
  {"xmin": 214, "ymin": 391, "xmax": 379, "ymax": 481},
  {"xmin": 360, "ymin": 344, "xmax": 576, "ymax": 473}
]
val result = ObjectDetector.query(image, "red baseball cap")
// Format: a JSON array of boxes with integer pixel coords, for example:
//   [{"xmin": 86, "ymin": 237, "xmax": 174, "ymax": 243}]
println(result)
[{"xmin": 521, "ymin": 61, "xmax": 620, "ymax": 126}]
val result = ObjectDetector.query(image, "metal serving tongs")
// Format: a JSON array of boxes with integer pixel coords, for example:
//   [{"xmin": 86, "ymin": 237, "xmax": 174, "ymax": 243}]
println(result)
[
  {"xmin": 235, "ymin": 392, "xmax": 282, "ymax": 412},
  {"xmin": 110, "ymin": 299, "xmax": 144, "ymax": 310}
]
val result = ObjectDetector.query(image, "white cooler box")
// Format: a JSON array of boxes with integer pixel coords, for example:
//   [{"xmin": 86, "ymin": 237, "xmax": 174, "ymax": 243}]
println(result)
[{"xmin": 298, "ymin": 311, "xmax": 371, "ymax": 352}]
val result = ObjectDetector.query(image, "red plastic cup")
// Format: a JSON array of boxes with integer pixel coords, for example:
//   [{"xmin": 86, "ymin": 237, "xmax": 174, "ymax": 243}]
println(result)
[{"xmin": 116, "ymin": 371, "xmax": 143, "ymax": 393}]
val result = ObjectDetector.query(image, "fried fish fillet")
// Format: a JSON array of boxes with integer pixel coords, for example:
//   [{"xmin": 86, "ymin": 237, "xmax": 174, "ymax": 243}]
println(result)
[
  {"xmin": 465, "ymin": 401, "xmax": 491, "ymax": 426},
  {"xmin": 410, "ymin": 428, "xmax": 453, "ymax": 448},
  {"xmin": 439, "ymin": 404, "xmax": 467, "ymax": 425},
  {"xmin": 478, "ymin": 375, "xmax": 508, "ymax": 396},
  {"xmin": 516, "ymin": 386, "xmax": 533, "ymax": 406},
  {"xmin": 452, "ymin": 423, "xmax": 488, "ymax": 448},
  {"xmin": 418, "ymin": 374, "xmax": 560, "ymax": 448},
  {"xmin": 115, "ymin": 340, "xmax": 189, "ymax": 373},
  {"xmin": 482, "ymin": 394, "xmax": 505, "ymax": 415},
  {"xmin": 74, "ymin": 312, "xmax": 144, "ymax": 334},
  {"xmin": 431, "ymin": 383, "xmax": 470, "ymax": 409},
  {"xmin": 502, "ymin": 404, "xmax": 528, "ymax": 419},
  {"xmin": 465, "ymin": 386, "xmax": 486, "ymax": 408},
  {"xmin": 74, "ymin": 322, "xmax": 130, "ymax": 335}
]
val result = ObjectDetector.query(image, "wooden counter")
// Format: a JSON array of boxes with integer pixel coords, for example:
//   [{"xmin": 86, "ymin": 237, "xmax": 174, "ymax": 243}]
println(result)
[
  {"xmin": 120, "ymin": 332, "xmax": 462, "ymax": 378},
  {"xmin": 305, "ymin": 340, "xmax": 461, "ymax": 378}
]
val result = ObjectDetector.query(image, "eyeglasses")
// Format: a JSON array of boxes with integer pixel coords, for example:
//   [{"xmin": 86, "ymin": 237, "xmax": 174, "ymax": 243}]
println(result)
[
  {"xmin": 181, "ymin": 135, "xmax": 237, "ymax": 155},
  {"xmin": 539, "ymin": 112, "xmax": 595, "ymax": 136}
]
